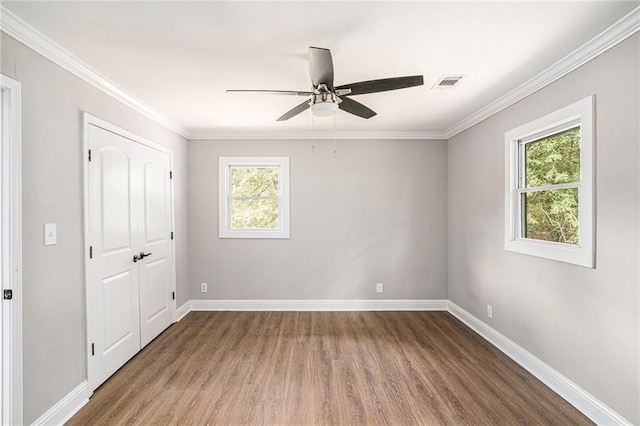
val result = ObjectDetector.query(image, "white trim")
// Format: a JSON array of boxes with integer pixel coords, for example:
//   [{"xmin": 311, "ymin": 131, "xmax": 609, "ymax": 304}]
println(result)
[
  {"xmin": 504, "ymin": 96, "xmax": 594, "ymax": 268},
  {"xmin": 1, "ymin": 73, "xmax": 22, "ymax": 426},
  {"xmin": 0, "ymin": 7, "xmax": 189, "ymax": 139},
  {"xmin": 219, "ymin": 157, "xmax": 290, "ymax": 239},
  {"xmin": 189, "ymin": 131, "xmax": 446, "ymax": 141},
  {"xmin": 176, "ymin": 301, "xmax": 191, "ymax": 321},
  {"xmin": 83, "ymin": 113, "xmax": 174, "ymax": 156},
  {"xmin": 188, "ymin": 299, "xmax": 448, "ymax": 312},
  {"xmin": 444, "ymin": 6, "xmax": 639, "ymax": 139},
  {"xmin": 31, "ymin": 381, "xmax": 89, "ymax": 426},
  {"xmin": 1, "ymin": 4, "xmax": 637, "ymax": 141},
  {"xmin": 447, "ymin": 302, "xmax": 632, "ymax": 426}
]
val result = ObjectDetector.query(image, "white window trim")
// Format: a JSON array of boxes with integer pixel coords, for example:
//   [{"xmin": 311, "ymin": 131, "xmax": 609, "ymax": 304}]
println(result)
[
  {"xmin": 504, "ymin": 95, "xmax": 594, "ymax": 268},
  {"xmin": 219, "ymin": 156, "xmax": 290, "ymax": 239}
]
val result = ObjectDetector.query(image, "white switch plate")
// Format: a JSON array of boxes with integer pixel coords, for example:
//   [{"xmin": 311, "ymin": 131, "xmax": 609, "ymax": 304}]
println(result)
[
  {"xmin": 44, "ymin": 223, "xmax": 57, "ymax": 246},
  {"xmin": 376, "ymin": 283, "xmax": 383, "ymax": 293}
]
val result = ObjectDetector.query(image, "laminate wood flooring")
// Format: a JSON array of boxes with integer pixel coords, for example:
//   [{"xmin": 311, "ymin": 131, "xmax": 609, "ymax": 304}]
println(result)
[{"xmin": 67, "ymin": 311, "xmax": 592, "ymax": 425}]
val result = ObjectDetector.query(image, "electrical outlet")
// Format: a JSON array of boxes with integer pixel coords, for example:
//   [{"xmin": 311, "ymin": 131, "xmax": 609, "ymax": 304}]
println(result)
[
  {"xmin": 376, "ymin": 283, "xmax": 383, "ymax": 293},
  {"xmin": 487, "ymin": 304, "xmax": 493, "ymax": 319},
  {"xmin": 201, "ymin": 283, "xmax": 208, "ymax": 293}
]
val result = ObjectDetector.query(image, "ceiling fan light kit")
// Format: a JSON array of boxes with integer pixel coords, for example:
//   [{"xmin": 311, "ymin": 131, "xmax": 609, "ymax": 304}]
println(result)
[
  {"xmin": 227, "ymin": 46, "xmax": 424, "ymax": 122},
  {"xmin": 312, "ymin": 101, "xmax": 339, "ymax": 117}
]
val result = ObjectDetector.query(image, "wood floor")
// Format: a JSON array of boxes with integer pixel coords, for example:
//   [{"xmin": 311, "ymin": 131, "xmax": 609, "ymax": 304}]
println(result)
[{"xmin": 68, "ymin": 311, "xmax": 592, "ymax": 425}]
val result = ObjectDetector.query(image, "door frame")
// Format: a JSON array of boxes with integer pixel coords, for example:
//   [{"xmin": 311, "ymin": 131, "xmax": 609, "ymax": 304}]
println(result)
[
  {"xmin": 82, "ymin": 113, "xmax": 177, "ymax": 393},
  {"xmin": 1, "ymin": 74, "xmax": 23, "ymax": 425}
]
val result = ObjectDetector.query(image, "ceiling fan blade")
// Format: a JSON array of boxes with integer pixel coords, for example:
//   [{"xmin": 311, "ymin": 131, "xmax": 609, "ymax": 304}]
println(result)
[
  {"xmin": 309, "ymin": 47, "xmax": 334, "ymax": 89},
  {"xmin": 227, "ymin": 89, "xmax": 313, "ymax": 96},
  {"xmin": 338, "ymin": 97, "xmax": 376, "ymax": 119},
  {"xmin": 336, "ymin": 75, "xmax": 424, "ymax": 96},
  {"xmin": 276, "ymin": 100, "xmax": 311, "ymax": 121}
]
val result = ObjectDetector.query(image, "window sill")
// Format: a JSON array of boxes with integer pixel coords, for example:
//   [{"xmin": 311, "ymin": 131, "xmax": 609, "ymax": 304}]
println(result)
[
  {"xmin": 219, "ymin": 229, "xmax": 290, "ymax": 239},
  {"xmin": 505, "ymin": 238, "xmax": 593, "ymax": 268}
]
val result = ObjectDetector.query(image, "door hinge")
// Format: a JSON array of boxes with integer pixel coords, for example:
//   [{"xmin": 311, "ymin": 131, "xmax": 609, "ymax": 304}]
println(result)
[
  {"xmin": 3, "ymin": 289, "xmax": 13, "ymax": 300},
  {"xmin": 89, "ymin": 246, "xmax": 93, "ymax": 259},
  {"xmin": 88, "ymin": 149, "xmax": 92, "ymax": 162},
  {"xmin": 91, "ymin": 343, "xmax": 95, "ymax": 356},
  {"xmin": 171, "ymin": 231, "xmax": 174, "ymax": 240},
  {"xmin": 169, "ymin": 171, "xmax": 173, "ymax": 179},
  {"xmin": 172, "ymin": 291, "xmax": 175, "ymax": 300}
]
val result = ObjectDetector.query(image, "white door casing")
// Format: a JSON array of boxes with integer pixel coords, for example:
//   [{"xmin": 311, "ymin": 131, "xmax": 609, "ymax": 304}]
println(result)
[
  {"xmin": 1, "ymin": 74, "xmax": 23, "ymax": 426},
  {"xmin": 84, "ymin": 114, "xmax": 176, "ymax": 392}
]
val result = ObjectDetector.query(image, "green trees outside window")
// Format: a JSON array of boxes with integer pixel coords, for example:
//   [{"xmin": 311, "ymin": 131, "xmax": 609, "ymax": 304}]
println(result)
[
  {"xmin": 230, "ymin": 166, "xmax": 280, "ymax": 229},
  {"xmin": 522, "ymin": 127, "xmax": 580, "ymax": 244}
]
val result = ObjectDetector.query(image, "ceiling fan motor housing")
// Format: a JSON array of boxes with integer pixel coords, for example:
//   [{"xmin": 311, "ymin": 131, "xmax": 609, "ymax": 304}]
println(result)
[
  {"xmin": 311, "ymin": 91, "xmax": 340, "ymax": 116},
  {"xmin": 312, "ymin": 91, "xmax": 339, "ymax": 103}
]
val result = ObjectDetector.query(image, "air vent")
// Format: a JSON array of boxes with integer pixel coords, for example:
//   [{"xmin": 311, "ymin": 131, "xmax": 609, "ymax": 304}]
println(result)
[{"xmin": 432, "ymin": 75, "xmax": 465, "ymax": 90}]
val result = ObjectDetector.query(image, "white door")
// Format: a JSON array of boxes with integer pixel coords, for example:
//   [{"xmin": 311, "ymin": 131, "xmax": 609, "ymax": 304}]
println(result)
[
  {"xmin": 86, "ymin": 121, "xmax": 174, "ymax": 391},
  {"xmin": 87, "ymin": 125, "xmax": 141, "ymax": 390},
  {"xmin": 138, "ymin": 150, "xmax": 173, "ymax": 347}
]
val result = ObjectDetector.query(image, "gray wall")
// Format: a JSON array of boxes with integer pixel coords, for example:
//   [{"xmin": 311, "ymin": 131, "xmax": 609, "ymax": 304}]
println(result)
[
  {"xmin": 3, "ymin": 19, "xmax": 638, "ymax": 426},
  {"xmin": 447, "ymin": 34, "xmax": 639, "ymax": 423},
  {"xmin": 1, "ymin": 34, "xmax": 190, "ymax": 424},
  {"xmin": 189, "ymin": 138, "xmax": 448, "ymax": 300}
]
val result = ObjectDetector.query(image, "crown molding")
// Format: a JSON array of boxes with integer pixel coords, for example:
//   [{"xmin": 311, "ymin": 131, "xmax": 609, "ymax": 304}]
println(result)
[
  {"xmin": 0, "ymin": 6, "xmax": 190, "ymax": 139},
  {"xmin": 188, "ymin": 130, "xmax": 446, "ymax": 140},
  {"xmin": 2, "ymin": 5, "xmax": 637, "ymax": 142},
  {"xmin": 443, "ymin": 5, "xmax": 640, "ymax": 140}
]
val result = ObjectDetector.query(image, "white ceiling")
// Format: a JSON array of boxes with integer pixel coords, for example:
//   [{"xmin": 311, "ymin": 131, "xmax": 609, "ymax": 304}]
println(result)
[{"xmin": 2, "ymin": 1, "xmax": 638, "ymax": 136}]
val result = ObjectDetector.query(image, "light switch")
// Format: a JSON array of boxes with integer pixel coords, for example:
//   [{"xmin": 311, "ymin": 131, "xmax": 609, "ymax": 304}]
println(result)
[{"xmin": 44, "ymin": 223, "xmax": 57, "ymax": 246}]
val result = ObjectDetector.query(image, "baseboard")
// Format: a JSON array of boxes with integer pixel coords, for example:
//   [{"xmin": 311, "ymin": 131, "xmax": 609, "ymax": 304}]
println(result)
[
  {"xmin": 176, "ymin": 301, "xmax": 191, "ymax": 321},
  {"xmin": 31, "ymin": 380, "xmax": 89, "ymax": 426},
  {"xmin": 447, "ymin": 302, "xmax": 631, "ymax": 426},
  {"xmin": 188, "ymin": 298, "xmax": 448, "ymax": 312}
]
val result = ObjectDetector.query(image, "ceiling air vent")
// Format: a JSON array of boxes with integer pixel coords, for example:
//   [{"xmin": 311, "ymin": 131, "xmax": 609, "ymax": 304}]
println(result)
[{"xmin": 432, "ymin": 74, "xmax": 465, "ymax": 90}]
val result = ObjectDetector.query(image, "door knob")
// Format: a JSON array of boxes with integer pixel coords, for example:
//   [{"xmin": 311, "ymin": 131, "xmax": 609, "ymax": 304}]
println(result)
[
  {"xmin": 133, "ymin": 252, "xmax": 152, "ymax": 263},
  {"xmin": 139, "ymin": 252, "xmax": 152, "ymax": 259}
]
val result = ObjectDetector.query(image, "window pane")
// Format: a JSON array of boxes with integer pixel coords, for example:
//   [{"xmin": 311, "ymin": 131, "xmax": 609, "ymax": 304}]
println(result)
[
  {"xmin": 523, "ymin": 188, "xmax": 579, "ymax": 244},
  {"xmin": 525, "ymin": 127, "xmax": 580, "ymax": 187},
  {"xmin": 231, "ymin": 166, "xmax": 279, "ymax": 197},
  {"xmin": 231, "ymin": 198, "xmax": 279, "ymax": 229}
]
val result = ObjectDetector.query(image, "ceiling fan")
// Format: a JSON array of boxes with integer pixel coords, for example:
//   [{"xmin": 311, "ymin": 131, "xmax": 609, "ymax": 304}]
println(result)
[{"xmin": 227, "ymin": 47, "xmax": 424, "ymax": 121}]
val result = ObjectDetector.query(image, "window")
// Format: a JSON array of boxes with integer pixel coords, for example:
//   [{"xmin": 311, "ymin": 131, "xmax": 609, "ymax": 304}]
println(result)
[
  {"xmin": 505, "ymin": 96, "xmax": 594, "ymax": 267},
  {"xmin": 219, "ymin": 157, "xmax": 290, "ymax": 238}
]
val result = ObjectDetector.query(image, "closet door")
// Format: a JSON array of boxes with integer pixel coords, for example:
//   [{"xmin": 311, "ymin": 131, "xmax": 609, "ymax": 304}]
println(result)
[
  {"xmin": 137, "ymin": 145, "xmax": 173, "ymax": 347},
  {"xmin": 86, "ymin": 125, "xmax": 141, "ymax": 391},
  {"xmin": 86, "ymin": 120, "xmax": 175, "ymax": 392}
]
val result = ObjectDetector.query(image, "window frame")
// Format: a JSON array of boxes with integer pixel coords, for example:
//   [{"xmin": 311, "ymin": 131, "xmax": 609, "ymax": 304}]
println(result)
[
  {"xmin": 504, "ymin": 96, "xmax": 594, "ymax": 268},
  {"xmin": 218, "ymin": 156, "xmax": 290, "ymax": 239}
]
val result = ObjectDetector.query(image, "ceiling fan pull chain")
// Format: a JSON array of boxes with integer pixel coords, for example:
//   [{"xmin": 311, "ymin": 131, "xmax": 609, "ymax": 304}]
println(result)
[
  {"xmin": 333, "ymin": 114, "xmax": 338, "ymax": 157},
  {"xmin": 311, "ymin": 111, "xmax": 316, "ymax": 153}
]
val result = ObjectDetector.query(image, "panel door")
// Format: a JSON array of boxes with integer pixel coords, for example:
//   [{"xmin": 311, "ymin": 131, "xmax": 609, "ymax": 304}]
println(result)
[
  {"xmin": 86, "ymin": 124, "xmax": 141, "ymax": 391},
  {"xmin": 137, "ymin": 145, "xmax": 174, "ymax": 347}
]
